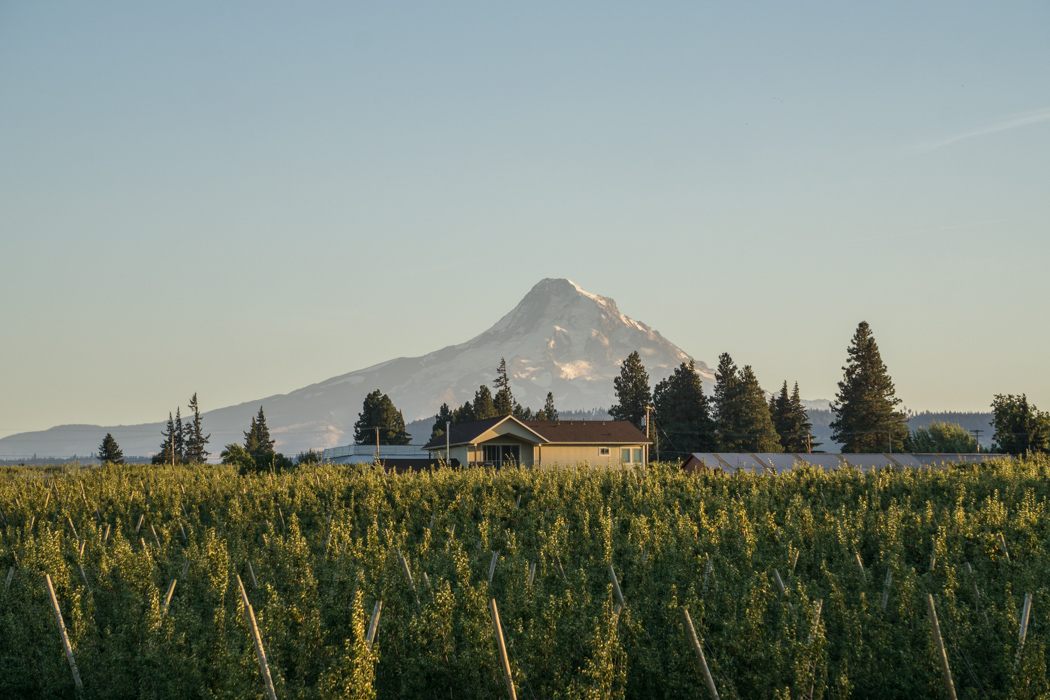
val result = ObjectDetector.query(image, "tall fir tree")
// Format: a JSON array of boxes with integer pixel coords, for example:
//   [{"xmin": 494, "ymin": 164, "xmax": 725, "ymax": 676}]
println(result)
[
  {"xmin": 712, "ymin": 353, "xmax": 746, "ymax": 451},
  {"xmin": 430, "ymin": 403, "xmax": 455, "ymax": 442},
  {"xmin": 353, "ymin": 391, "xmax": 411, "ymax": 445},
  {"xmin": 152, "ymin": 412, "xmax": 177, "ymax": 465},
  {"xmin": 493, "ymin": 357, "xmax": 515, "ymax": 417},
  {"xmin": 653, "ymin": 360, "xmax": 716, "ymax": 458},
  {"xmin": 770, "ymin": 381, "xmax": 817, "ymax": 452},
  {"xmin": 184, "ymin": 392, "xmax": 211, "ymax": 464},
  {"xmin": 471, "ymin": 385, "xmax": 497, "ymax": 421},
  {"xmin": 452, "ymin": 399, "xmax": 475, "ymax": 425},
  {"xmin": 736, "ymin": 366, "xmax": 782, "ymax": 452},
  {"xmin": 543, "ymin": 392, "xmax": 558, "ymax": 421},
  {"xmin": 830, "ymin": 322, "xmax": 908, "ymax": 452},
  {"xmin": 98, "ymin": 433, "xmax": 125, "ymax": 465},
  {"xmin": 609, "ymin": 351, "xmax": 651, "ymax": 430},
  {"xmin": 244, "ymin": 406, "xmax": 276, "ymax": 461},
  {"xmin": 174, "ymin": 408, "xmax": 185, "ymax": 463}
]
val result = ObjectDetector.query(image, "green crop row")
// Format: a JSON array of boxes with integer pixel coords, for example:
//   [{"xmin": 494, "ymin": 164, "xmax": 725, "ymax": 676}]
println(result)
[{"xmin": 2, "ymin": 456, "xmax": 1050, "ymax": 699}]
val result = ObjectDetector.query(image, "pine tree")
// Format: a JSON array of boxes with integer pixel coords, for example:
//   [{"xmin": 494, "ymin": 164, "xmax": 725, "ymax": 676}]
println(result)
[
  {"xmin": 430, "ymin": 403, "xmax": 455, "ymax": 442},
  {"xmin": 830, "ymin": 322, "xmax": 908, "ymax": 452},
  {"xmin": 609, "ymin": 351, "xmax": 651, "ymax": 430},
  {"xmin": 452, "ymin": 399, "xmax": 475, "ymax": 425},
  {"xmin": 493, "ymin": 357, "xmax": 515, "ymax": 417},
  {"xmin": 653, "ymin": 361, "xmax": 715, "ymax": 458},
  {"xmin": 543, "ymin": 392, "xmax": 558, "ymax": 421},
  {"xmin": 353, "ymin": 391, "xmax": 411, "ymax": 445},
  {"xmin": 152, "ymin": 412, "xmax": 177, "ymax": 465},
  {"xmin": 712, "ymin": 353, "xmax": 746, "ymax": 451},
  {"xmin": 512, "ymin": 403, "xmax": 534, "ymax": 420},
  {"xmin": 98, "ymin": 433, "xmax": 124, "ymax": 465},
  {"xmin": 788, "ymin": 383, "xmax": 819, "ymax": 452},
  {"xmin": 174, "ymin": 408, "xmax": 185, "ymax": 463},
  {"xmin": 736, "ymin": 366, "xmax": 782, "ymax": 452},
  {"xmin": 471, "ymin": 386, "xmax": 497, "ymax": 421},
  {"xmin": 184, "ymin": 392, "xmax": 211, "ymax": 464},
  {"xmin": 244, "ymin": 406, "xmax": 276, "ymax": 461}
]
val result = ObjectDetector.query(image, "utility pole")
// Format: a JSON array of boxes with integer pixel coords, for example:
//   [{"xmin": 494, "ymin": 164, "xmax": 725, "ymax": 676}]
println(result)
[
  {"xmin": 170, "ymin": 428, "xmax": 175, "ymax": 468},
  {"xmin": 971, "ymin": 429, "xmax": 983, "ymax": 452},
  {"xmin": 375, "ymin": 426, "xmax": 380, "ymax": 460},
  {"xmin": 807, "ymin": 432, "xmax": 812, "ymax": 454},
  {"xmin": 644, "ymin": 406, "xmax": 653, "ymax": 467},
  {"xmin": 446, "ymin": 421, "xmax": 451, "ymax": 465},
  {"xmin": 888, "ymin": 429, "xmax": 892, "ymax": 454}
]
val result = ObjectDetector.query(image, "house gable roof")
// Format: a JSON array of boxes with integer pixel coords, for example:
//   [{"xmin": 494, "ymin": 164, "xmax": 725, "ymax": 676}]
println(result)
[
  {"xmin": 423, "ymin": 416, "xmax": 548, "ymax": 449},
  {"xmin": 424, "ymin": 417, "xmax": 649, "ymax": 450}
]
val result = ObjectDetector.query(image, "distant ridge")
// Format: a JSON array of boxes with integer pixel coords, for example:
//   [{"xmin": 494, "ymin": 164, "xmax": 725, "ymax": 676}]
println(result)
[{"xmin": 0, "ymin": 279, "xmax": 705, "ymax": 458}]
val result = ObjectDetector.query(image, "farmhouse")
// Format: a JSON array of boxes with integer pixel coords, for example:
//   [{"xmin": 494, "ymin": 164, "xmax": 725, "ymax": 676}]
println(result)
[{"xmin": 423, "ymin": 416, "xmax": 650, "ymax": 467}]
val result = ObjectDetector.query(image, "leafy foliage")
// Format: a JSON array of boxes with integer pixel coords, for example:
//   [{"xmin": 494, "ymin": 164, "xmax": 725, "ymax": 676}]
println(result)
[
  {"xmin": 906, "ymin": 420, "xmax": 979, "ymax": 453},
  {"xmin": 653, "ymin": 360, "xmax": 716, "ymax": 458},
  {"xmin": 4, "ymin": 456, "xmax": 1050, "ymax": 698},
  {"xmin": 992, "ymin": 394, "xmax": 1050, "ymax": 455}
]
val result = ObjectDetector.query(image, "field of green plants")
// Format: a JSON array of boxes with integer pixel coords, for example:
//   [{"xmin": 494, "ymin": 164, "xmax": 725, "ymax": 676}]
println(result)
[{"xmin": 2, "ymin": 456, "xmax": 1050, "ymax": 699}]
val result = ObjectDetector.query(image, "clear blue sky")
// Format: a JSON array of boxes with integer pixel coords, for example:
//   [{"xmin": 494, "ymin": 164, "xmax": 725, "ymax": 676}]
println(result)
[{"xmin": 2, "ymin": 2, "xmax": 1048, "ymax": 436}]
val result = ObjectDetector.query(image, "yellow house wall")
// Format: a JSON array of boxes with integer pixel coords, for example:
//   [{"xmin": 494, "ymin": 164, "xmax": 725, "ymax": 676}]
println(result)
[{"xmin": 537, "ymin": 444, "xmax": 644, "ymax": 467}]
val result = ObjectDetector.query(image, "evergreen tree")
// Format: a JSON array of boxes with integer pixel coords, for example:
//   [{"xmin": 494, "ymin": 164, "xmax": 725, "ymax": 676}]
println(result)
[
  {"xmin": 653, "ymin": 360, "xmax": 715, "ymax": 458},
  {"xmin": 174, "ymin": 408, "xmax": 185, "ymax": 463},
  {"xmin": 543, "ymin": 392, "xmax": 558, "ymax": 421},
  {"xmin": 712, "ymin": 353, "xmax": 746, "ymax": 451},
  {"xmin": 244, "ymin": 406, "xmax": 276, "ymax": 462},
  {"xmin": 609, "ymin": 351, "xmax": 651, "ymax": 430},
  {"xmin": 452, "ymin": 399, "xmax": 475, "ymax": 425},
  {"xmin": 991, "ymin": 394, "xmax": 1050, "ymax": 454},
  {"xmin": 471, "ymin": 385, "xmax": 497, "ymax": 421},
  {"xmin": 771, "ymin": 382, "xmax": 818, "ymax": 452},
  {"xmin": 830, "ymin": 322, "xmax": 908, "ymax": 452},
  {"xmin": 353, "ymin": 391, "xmax": 411, "ymax": 445},
  {"xmin": 430, "ymin": 403, "xmax": 455, "ymax": 442},
  {"xmin": 512, "ymin": 403, "xmax": 534, "ymax": 420},
  {"xmin": 152, "ymin": 413, "xmax": 177, "ymax": 465},
  {"xmin": 736, "ymin": 366, "xmax": 782, "ymax": 452},
  {"xmin": 296, "ymin": 449, "xmax": 322, "ymax": 466},
  {"xmin": 98, "ymin": 433, "xmax": 124, "ymax": 465},
  {"xmin": 184, "ymin": 392, "xmax": 210, "ymax": 464},
  {"xmin": 493, "ymin": 357, "xmax": 515, "ymax": 417},
  {"xmin": 789, "ymin": 383, "xmax": 819, "ymax": 452}
]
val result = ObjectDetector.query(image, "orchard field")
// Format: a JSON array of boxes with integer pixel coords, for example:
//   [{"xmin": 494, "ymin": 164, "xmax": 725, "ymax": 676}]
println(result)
[{"xmin": 2, "ymin": 457, "xmax": 1050, "ymax": 699}]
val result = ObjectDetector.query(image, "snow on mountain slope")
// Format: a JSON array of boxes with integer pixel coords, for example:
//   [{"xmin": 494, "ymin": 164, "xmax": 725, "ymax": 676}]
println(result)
[{"xmin": 0, "ymin": 279, "xmax": 708, "ymax": 458}]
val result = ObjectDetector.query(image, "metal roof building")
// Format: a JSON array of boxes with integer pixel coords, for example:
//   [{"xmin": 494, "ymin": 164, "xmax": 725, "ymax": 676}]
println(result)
[{"xmin": 681, "ymin": 452, "xmax": 1002, "ymax": 474}]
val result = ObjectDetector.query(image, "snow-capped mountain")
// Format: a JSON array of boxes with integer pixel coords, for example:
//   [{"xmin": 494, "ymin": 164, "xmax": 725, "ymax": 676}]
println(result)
[{"xmin": 0, "ymin": 279, "xmax": 708, "ymax": 458}]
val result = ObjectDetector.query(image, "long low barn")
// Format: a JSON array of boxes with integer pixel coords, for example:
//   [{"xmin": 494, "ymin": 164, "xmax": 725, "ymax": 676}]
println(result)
[{"xmin": 682, "ymin": 452, "xmax": 1002, "ymax": 473}]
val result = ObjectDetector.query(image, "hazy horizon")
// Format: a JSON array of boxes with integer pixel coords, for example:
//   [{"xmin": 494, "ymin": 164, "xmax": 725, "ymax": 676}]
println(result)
[{"xmin": 2, "ymin": 3, "xmax": 1048, "ymax": 438}]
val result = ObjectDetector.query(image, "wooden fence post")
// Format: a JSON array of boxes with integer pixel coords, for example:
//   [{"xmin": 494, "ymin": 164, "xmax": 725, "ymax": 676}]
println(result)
[
  {"xmin": 366, "ymin": 600, "xmax": 382, "ymax": 649},
  {"xmin": 489, "ymin": 598, "xmax": 517, "ymax": 700},
  {"xmin": 608, "ymin": 564, "xmax": 626, "ymax": 608},
  {"xmin": 44, "ymin": 574, "xmax": 84, "ymax": 696},
  {"xmin": 682, "ymin": 608, "xmax": 720, "ymax": 700},
  {"xmin": 926, "ymin": 594, "xmax": 958, "ymax": 700},
  {"xmin": 236, "ymin": 575, "xmax": 278, "ymax": 700}
]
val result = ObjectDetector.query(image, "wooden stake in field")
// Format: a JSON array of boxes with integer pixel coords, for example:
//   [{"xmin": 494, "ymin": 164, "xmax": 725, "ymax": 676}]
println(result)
[
  {"xmin": 236, "ymin": 575, "xmax": 278, "ymax": 700},
  {"xmin": 926, "ymin": 594, "xmax": 958, "ymax": 700},
  {"xmin": 772, "ymin": 568, "xmax": 787, "ymax": 597},
  {"xmin": 682, "ymin": 608, "xmax": 720, "ymax": 700},
  {"xmin": 161, "ymin": 579, "xmax": 177, "ymax": 617},
  {"xmin": 608, "ymin": 564, "xmax": 626, "ymax": 608},
  {"xmin": 488, "ymin": 598, "xmax": 517, "ymax": 700},
  {"xmin": 3, "ymin": 567, "xmax": 14, "ymax": 597},
  {"xmin": 247, "ymin": 561, "xmax": 259, "ymax": 590},
  {"xmin": 527, "ymin": 562, "xmax": 536, "ymax": 587},
  {"xmin": 880, "ymin": 569, "xmax": 893, "ymax": 611},
  {"xmin": 136, "ymin": 514, "xmax": 145, "ymax": 533},
  {"xmin": 44, "ymin": 574, "xmax": 84, "ymax": 697},
  {"xmin": 998, "ymin": 533, "xmax": 1011, "ymax": 563},
  {"xmin": 366, "ymin": 600, "xmax": 382, "ymax": 649},
  {"xmin": 488, "ymin": 551, "xmax": 499, "ymax": 584}
]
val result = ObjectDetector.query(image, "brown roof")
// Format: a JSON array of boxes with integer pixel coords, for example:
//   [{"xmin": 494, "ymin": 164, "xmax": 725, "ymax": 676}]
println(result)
[
  {"xmin": 423, "ymin": 417, "xmax": 507, "ymax": 449},
  {"xmin": 524, "ymin": 420, "xmax": 649, "ymax": 445}
]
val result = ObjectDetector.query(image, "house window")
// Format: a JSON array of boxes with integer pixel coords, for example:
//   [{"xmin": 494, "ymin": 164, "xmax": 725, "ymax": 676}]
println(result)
[
  {"xmin": 633, "ymin": 448, "xmax": 643, "ymax": 463},
  {"xmin": 483, "ymin": 444, "xmax": 520, "ymax": 466},
  {"xmin": 621, "ymin": 448, "xmax": 631, "ymax": 463},
  {"xmin": 599, "ymin": 447, "xmax": 610, "ymax": 456}
]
